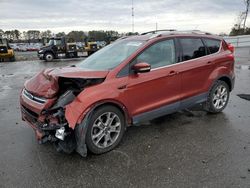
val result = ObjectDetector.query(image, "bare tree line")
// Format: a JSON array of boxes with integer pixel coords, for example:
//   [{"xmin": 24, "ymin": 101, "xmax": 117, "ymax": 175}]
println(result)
[
  {"xmin": 0, "ymin": 29, "xmax": 53, "ymax": 41},
  {"xmin": 0, "ymin": 29, "xmax": 138, "ymax": 43}
]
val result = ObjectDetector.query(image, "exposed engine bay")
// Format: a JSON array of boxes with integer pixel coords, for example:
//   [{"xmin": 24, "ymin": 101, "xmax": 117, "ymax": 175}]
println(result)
[{"xmin": 42, "ymin": 77, "xmax": 104, "ymax": 153}]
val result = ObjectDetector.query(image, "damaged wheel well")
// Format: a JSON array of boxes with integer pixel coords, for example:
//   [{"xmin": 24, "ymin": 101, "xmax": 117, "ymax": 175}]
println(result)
[{"xmin": 91, "ymin": 102, "xmax": 131, "ymax": 126}]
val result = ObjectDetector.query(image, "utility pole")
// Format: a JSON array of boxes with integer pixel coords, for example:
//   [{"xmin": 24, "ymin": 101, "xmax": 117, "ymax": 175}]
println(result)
[
  {"xmin": 243, "ymin": 0, "xmax": 250, "ymax": 30},
  {"xmin": 132, "ymin": 0, "xmax": 134, "ymax": 33}
]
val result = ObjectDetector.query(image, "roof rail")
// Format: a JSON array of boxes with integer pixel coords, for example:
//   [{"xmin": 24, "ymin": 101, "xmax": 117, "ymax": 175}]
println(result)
[
  {"xmin": 141, "ymin": 29, "xmax": 213, "ymax": 36},
  {"xmin": 176, "ymin": 30, "xmax": 212, "ymax": 35},
  {"xmin": 141, "ymin": 29, "xmax": 176, "ymax": 35}
]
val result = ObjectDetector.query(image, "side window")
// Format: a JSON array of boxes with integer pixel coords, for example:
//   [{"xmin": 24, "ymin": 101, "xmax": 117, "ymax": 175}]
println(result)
[
  {"xmin": 136, "ymin": 40, "xmax": 176, "ymax": 69},
  {"xmin": 204, "ymin": 39, "xmax": 221, "ymax": 54},
  {"xmin": 179, "ymin": 38, "xmax": 206, "ymax": 61},
  {"xmin": 54, "ymin": 40, "xmax": 62, "ymax": 46}
]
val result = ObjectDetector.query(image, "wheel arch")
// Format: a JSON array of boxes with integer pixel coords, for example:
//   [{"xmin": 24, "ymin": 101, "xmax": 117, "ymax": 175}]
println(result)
[
  {"xmin": 44, "ymin": 50, "xmax": 55, "ymax": 58},
  {"xmin": 72, "ymin": 100, "xmax": 130, "ymax": 157},
  {"xmin": 208, "ymin": 72, "xmax": 234, "ymax": 93},
  {"xmin": 217, "ymin": 76, "xmax": 232, "ymax": 91},
  {"xmin": 85, "ymin": 100, "xmax": 131, "ymax": 126}
]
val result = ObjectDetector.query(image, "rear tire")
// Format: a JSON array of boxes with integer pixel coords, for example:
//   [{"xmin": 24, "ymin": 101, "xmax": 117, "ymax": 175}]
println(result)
[
  {"xmin": 44, "ymin": 52, "xmax": 54, "ymax": 62},
  {"xmin": 86, "ymin": 105, "xmax": 125, "ymax": 154},
  {"xmin": 205, "ymin": 80, "xmax": 229, "ymax": 113}
]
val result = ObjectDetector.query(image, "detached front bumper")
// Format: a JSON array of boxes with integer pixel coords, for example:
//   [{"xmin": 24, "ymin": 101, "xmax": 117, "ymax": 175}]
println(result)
[
  {"xmin": 20, "ymin": 88, "xmax": 77, "ymax": 153},
  {"xmin": 20, "ymin": 88, "xmax": 57, "ymax": 140}
]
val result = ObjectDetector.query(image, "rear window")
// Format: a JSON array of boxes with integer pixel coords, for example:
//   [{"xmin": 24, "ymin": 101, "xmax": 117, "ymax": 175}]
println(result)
[
  {"xmin": 179, "ymin": 38, "xmax": 206, "ymax": 61},
  {"xmin": 203, "ymin": 39, "xmax": 221, "ymax": 54}
]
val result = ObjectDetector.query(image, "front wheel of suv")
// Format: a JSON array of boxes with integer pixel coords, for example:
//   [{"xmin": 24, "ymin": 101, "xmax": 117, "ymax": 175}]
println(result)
[
  {"xmin": 206, "ymin": 80, "xmax": 230, "ymax": 113},
  {"xmin": 86, "ymin": 105, "xmax": 125, "ymax": 154}
]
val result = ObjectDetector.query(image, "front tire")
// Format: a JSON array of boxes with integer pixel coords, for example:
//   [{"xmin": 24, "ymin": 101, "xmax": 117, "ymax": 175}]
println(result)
[
  {"xmin": 44, "ymin": 52, "xmax": 54, "ymax": 62},
  {"xmin": 206, "ymin": 80, "xmax": 230, "ymax": 113},
  {"xmin": 86, "ymin": 105, "xmax": 125, "ymax": 154}
]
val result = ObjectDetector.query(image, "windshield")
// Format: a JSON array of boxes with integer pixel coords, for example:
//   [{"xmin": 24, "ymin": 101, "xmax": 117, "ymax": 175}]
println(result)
[
  {"xmin": 78, "ymin": 40, "xmax": 145, "ymax": 71},
  {"xmin": 48, "ymin": 39, "xmax": 62, "ymax": 46},
  {"xmin": 48, "ymin": 39, "xmax": 54, "ymax": 45}
]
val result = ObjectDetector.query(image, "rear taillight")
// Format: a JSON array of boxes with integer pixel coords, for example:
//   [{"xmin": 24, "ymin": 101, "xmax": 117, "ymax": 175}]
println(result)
[{"xmin": 227, "ymin": 43, "xmax": 234, "ymax": 53}]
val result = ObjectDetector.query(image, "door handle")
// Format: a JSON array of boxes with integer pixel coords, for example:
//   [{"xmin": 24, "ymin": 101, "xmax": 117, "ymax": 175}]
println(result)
[
  {"xmin": 167, "ymin": 71, "xmax": 178, "ymax": 76},
  {"xmin": 117, "ymin": 85, "xmax": 127, "ymax": 90}
]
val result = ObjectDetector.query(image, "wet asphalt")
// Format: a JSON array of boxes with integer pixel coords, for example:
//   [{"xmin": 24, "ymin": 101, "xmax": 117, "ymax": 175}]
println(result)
[{"xmin": 0, "ymin": 49, "xmax": 250, "ymax": 188}]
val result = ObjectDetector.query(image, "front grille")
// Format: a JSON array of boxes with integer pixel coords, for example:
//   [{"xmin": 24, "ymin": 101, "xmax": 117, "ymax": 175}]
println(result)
[
  {"xmin": 0, "ymin": 46, "xmax": 8, "ymax": 53},
  {"xmin": 23, "ymin": 89, "xmax": 46, "ymax": 104},
  {"xmin": 21, "ymin": 105, "xmax": 38, "ymax": 123}
]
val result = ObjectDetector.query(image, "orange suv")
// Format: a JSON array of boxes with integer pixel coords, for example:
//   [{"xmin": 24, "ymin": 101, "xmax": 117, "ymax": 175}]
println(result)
[{"xmin": 20, "ymin": 30, "xmax": 235, "ymax": 156}]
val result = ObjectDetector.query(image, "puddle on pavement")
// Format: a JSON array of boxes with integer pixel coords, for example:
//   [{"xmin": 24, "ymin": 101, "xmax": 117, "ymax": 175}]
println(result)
[
  {"xmin": 1, "ymin": 74, "xmax": 14, "ymax": 78},
  {"xmin": 237, "ymin": 94, "xmax": 250, "ymax": 101}
]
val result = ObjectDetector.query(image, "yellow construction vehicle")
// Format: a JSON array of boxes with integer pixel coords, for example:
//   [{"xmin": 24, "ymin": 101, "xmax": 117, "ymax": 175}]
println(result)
[
  {"xmin": 0, "ymin": 38, "xmax": 15, "ymax": 62},
  {"xmin": 84, "ymin": 38, "xmax": 99, "ymax": 56}
]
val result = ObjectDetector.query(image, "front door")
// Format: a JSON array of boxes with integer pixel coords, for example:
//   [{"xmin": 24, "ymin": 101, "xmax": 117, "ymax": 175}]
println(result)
[{"xmin": 126, "ymin": 39, "xmax": 182, "ymax": 123}]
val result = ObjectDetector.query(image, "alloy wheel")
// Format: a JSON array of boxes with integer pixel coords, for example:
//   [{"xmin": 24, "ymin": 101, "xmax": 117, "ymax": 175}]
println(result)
[
  {"xmin": 91, "ymin": 112, "xmax": 121, "ymax": 149},
  {"xmin": 212, "ymin": 85, "xmax": 228, "ymax": 110}
]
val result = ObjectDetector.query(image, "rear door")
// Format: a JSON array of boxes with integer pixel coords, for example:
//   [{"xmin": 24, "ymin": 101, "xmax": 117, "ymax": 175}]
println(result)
[
  {"xmin": 177, "ymin": 37, "xmax": 214, "ymax": 101},
  {"xmin": 126, "ymin": 39, "xmax": 182, "ymax": 122}
]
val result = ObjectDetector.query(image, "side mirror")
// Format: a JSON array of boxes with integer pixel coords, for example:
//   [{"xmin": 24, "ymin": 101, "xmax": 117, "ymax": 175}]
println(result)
[{"xmin": 132, "ymin": 62, "xmax": 151, "ymax": 73}]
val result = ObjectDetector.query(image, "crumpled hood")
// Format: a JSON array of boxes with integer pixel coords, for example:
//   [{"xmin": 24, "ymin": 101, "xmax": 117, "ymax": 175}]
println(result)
[{"xmin": 24, "ymin": 67, "xmax": 109, "ymax": 98}]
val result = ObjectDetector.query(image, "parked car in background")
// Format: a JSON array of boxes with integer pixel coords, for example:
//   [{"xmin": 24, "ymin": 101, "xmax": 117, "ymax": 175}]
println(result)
[
  {"xmin": 20, "ymin": 30, "xmax": 235, "ymax": 157},
  {"xmin": 9, "ymin": 43, "xmax": 43, "ymax": 52}
]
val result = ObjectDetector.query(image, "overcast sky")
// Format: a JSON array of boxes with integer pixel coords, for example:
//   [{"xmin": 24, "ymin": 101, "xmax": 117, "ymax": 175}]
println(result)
[{"xmin": 0, "ymin": 0, "xmax": 247, "ymax": 34}]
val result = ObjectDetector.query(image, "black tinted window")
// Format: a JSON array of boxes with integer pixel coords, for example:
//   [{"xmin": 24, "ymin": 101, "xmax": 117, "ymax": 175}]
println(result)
[
  {"xmin": 136, "ymin": 40, "xmax": 175, "ymax": 69},
  {"xmin": 204, "ymin": 39, "xmax": 221, "ymax": 54},
  {"xmin": 180, "ymin": 38, "xmax": 206, "ymax": 61}
]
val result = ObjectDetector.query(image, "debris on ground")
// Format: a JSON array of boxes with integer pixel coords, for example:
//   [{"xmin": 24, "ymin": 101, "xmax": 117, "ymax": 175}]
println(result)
[{"xmin": 237, "ymin": 94, "xmax": 250, "ymax": 101}]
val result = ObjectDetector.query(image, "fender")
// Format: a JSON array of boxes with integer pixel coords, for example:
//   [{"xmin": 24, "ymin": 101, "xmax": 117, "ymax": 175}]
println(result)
[
  {"xmin": 65, "ymin": 83, "xmax": 131, "ymax": 129},
  {"xmin": 207, "ymin": 65, "xmax": 234, "ymax": 91},
  {"xmin": 73, "ymin": 99, "xmax": 130, "ymax": 157},
  {"xmin": 209, "ymin": 74, "xmax": 234, "ymax": 92}
]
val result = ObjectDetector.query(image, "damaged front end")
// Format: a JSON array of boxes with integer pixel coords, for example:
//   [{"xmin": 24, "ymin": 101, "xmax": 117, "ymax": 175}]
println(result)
[{"xmin": 20, "ymin": 67, "xmax": 107, "ymax": 155}]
